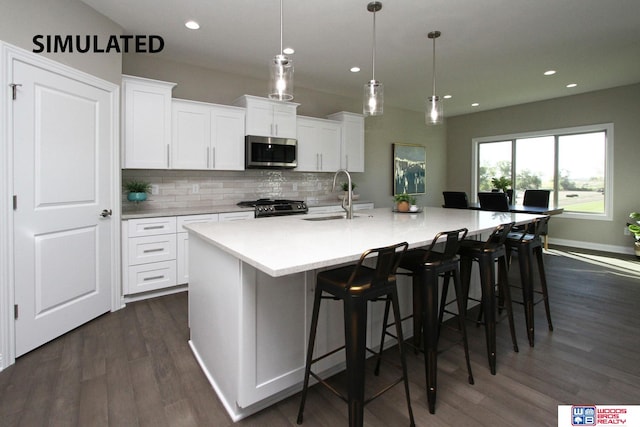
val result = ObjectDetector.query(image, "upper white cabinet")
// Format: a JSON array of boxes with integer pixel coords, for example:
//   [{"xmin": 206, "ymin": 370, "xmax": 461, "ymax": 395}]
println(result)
[
  {"xmin": 295, "ymin": 116, "xmax": 341, "ymax": 172},
  {"xmin": 122, "ymin": 75, "xmax": 176, "ymax": 169},
  {"xmin": 234, "ymin": 95, "xmax": 298, "ymax": 138},
  {"xmin": 172, "ymin": 99, "xmax": 245, "ymax": 170},
  {"xmin": 327, "ymin": 112, "xmax": 365, "ymax": 172}
]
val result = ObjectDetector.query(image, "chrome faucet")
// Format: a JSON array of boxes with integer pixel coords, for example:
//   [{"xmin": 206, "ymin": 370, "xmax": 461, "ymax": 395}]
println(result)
[{"xmin": 332, "ymin": 169, "xmax": 353, "ymax": 219}]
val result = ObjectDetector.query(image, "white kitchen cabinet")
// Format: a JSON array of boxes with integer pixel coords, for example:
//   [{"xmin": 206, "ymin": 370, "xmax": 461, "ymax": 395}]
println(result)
[
  {"xmin": 122, "ymin": 75, "xmax": 176, "ymax": 169},
  {"xmin": 295, "ymin": 116, "xmax": 341, "ymax": 172},
  {"xmin": 122, "ymin": 216, "xmax": 178, "ymax": 295},
  {"xmin": 233, "ymin": 95, "xmax": 298, "ymax": 138},
  {"xmin": 177, "ymin": 214, "xmax": 218, "ymax": 285},
  {"xmin": 327, "ymin": 112, "xmax": 365, "ymax": 172},
  {"xmin": 172, "ymin": 99, "xmax": 245, "ymax": 170}
]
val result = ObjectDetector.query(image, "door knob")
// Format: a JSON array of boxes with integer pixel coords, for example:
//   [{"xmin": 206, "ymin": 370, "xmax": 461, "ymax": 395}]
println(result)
[{"xmin": 100, "ymin": 209, "xmax": 112, "ymax": 218}]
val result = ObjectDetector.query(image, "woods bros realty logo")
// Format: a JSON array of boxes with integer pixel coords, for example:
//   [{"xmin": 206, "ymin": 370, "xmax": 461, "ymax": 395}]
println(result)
[
  {"xmin": 32, "ymin": 35, "xmax": 164, "ymax": 53},
  {"xmin": 558, "ymin": 405, "xmax": 639, "ymax": 426}
]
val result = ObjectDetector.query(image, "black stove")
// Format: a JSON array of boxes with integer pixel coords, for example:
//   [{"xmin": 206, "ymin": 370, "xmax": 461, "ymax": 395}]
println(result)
[{"xmin": 237, "ymin": 199, "xmax": 308, "ymax": 218}]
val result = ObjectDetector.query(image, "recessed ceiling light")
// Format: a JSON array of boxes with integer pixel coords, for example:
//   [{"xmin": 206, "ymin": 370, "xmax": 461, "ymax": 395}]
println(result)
[
  {"xmin": 350, "ymin": 67, "xmax": 361, "ymax": 73},
  {"xmin": 544, "ymin": 70, "xmax": 556, "ymax": 76},
  {"xmin": 443, "ymin": 95, "xmax": 452, "ymax": 99},
  {"xmin": 471, "ymin": 102, "xmax": 479, "ymax": 107},
  {"xmin": 283, "ymin": 47, "xmax": 295, "ymax": 55},
  {"xmin": 566, "ymin": 83, "xmax": 577, "ymax": 88},
  {"xmin": 185, "ymin": 20, "xmax": 200, "ymax": 30}
]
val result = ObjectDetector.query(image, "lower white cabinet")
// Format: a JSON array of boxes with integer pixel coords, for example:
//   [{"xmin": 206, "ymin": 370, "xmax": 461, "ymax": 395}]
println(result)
[{"xmin": 123, "ymin": 212, "xmax": 253, "ymax": 296}]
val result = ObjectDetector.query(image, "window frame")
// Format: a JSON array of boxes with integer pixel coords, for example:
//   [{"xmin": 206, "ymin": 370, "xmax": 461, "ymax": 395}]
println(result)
[{"xmin": 471, "ymin": 123, "xmax": 614, "ymax": 221}]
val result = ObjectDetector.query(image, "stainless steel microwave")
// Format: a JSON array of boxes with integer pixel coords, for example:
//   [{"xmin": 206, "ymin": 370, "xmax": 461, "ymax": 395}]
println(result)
[{"xmin": 245, "ymin": 135, "xmax": 297, "ymax": 169}]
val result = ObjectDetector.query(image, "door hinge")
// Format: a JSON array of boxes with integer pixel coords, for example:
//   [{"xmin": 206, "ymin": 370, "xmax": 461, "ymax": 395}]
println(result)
[
  {"xmin": 9, "ymin": 83, "xmax": 22, "ymax": 100},
  {"xmin": 13, "ymin": 195, "xmax": 17, "ymax": 210},
  {"xmin": 14, "ymin": 304, "xmax": 18, "ymax": 320}
]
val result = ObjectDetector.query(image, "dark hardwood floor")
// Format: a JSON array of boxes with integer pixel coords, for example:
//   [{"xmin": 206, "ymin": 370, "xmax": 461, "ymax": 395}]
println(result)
[{"xmin": 1, "ymin": 247, "xmax": 639, "ymax": 426}]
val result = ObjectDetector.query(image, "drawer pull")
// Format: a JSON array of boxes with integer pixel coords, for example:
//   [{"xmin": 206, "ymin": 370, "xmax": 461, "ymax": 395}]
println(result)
[
  {"xmin": 143, "ymin": 248, "xmax": 165, "ymax": 253},
  {"xmin": 143, "ymin": 225, "xmax": 165, "ymax": 230},
  {"xmin": 143, "ymin": 275, "xmax": 164, "ymax": 282}
]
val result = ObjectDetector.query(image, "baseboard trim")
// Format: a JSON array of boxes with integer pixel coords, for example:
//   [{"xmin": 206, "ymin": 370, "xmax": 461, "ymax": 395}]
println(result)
[{"xmin": 549, "ymin": 238, "xmax": 633, "ymax": 255}]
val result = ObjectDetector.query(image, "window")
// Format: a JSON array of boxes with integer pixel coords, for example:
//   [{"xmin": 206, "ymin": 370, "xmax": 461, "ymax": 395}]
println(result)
[{"xmin": 473, "ymin": 124, "xmax": 613, "ymax": 220}]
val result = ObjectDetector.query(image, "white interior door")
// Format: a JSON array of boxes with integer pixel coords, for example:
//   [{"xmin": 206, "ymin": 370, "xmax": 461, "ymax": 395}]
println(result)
[{"xmin": 13, "ymin": 59, "xmax": 114, "ymax": 357}]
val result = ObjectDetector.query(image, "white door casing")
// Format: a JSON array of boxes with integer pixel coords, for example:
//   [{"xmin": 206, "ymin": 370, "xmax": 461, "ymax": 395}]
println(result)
[{"xmin": 0, "ymin": 42, "xmax": 120, "ymax": 365}]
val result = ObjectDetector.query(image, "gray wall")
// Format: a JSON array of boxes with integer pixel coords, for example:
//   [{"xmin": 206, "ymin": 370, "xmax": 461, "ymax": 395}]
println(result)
[
  {"xmin": 123, "ymin": 53, "xmax": 446, "ymax": 209},
  {"xmin": 447, "ymin": 83, "xmax": 640, "ymax": 252},
  {"xmin": 0, "ymin": 0, "xmax": 123, "ymax": 84}
]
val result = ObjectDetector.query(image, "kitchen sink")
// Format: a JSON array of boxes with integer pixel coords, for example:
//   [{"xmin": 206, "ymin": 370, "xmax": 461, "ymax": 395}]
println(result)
[{"xmin": 302, "ymin": 215, "xmax": 359, "ymax": 221}]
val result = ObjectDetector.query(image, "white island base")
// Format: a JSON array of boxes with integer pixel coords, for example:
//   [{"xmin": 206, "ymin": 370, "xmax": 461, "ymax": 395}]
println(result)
[
  {"xmin": 187, "ymin": 233, "xmax": 414, "ymax": 421},
  {"xmin": 186, "ymin": 208, "xmax": 540, "ymax": 421}
]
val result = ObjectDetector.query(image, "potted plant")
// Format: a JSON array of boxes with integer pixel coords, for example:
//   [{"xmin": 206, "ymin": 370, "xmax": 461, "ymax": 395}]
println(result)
[
  {"xmin": 491, "ymin": 176, "xmax": 513, "ymax": 204},
  {"xmin": 124, "ymin": 179, "xmax": 151, "ymax": 202},
  {"xmin": 394, "ymin": 193, "xmax": 416, "ymax": 212},
  {"xmin": 628, "ymin": 212, "xmax": 640, "ymax": 258},
  {"xmin": 339, "ymin": 182, "xmax": 359, "ymax": 200}
]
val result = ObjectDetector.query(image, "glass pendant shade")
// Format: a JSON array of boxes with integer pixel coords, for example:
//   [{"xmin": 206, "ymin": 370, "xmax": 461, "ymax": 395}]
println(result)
[
  {"xmin": 363, "ymin": 79, "xmax": 383, "ymax": 116},
  {"xmin": 269, "ymin": 54, "xmax": 294, "ymax": 101},
  {"xmin": 426, "ymin": 95, "xmax": 443, "ymax": 125}
]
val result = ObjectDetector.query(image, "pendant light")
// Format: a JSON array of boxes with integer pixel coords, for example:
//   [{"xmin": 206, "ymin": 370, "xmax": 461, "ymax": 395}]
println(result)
[
  {"xmin": 268, "ymin": 0, "xmax": 294, "ymax": 101},
  {"xmin": 363, "ymin": 1, "xmax": 383, "ymax": 116},
  {"xmin": 426, "ymin": 30, "xmax": 443, "ymax": 125}
]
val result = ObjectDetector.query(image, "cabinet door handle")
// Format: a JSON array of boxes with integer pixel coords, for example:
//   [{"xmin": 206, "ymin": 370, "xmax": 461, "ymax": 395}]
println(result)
[
  {"xmin": 212, "ymin": 147, "xmax": 216, "ymax": 168},
  {"xmin": 143, "ymin": 248, "xmax": 164, "ymax": 253},
  {"xmin": 143, "ymin": 275, "xmax": 164, "ymax": 282},
  {"xmin": 206, "ymin": 147, "xmax": 210, "ymax": 168},
  {"xmin": 143, "ymin": 225, "xmax": 165, "ymax": 230},
  {"xmin": 320, "ymin": 153, "xmax": 323, "ymax": 170},
  {"xmin": 346, "ymin": 155, "xmax": 349, "ymax": 170},
  {"xmin": 275, "ymin": 124, "xmax": 278, "ymax": 135},
  {"xmin": 167, "ymin": 144, "xmax": 170, "ymax": 168}
]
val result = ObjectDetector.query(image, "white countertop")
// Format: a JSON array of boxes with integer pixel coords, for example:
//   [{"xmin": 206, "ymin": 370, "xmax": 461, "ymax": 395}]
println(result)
[{"xmin": 185, "ymin": 207, "xmax": 543, "ymax": 277}]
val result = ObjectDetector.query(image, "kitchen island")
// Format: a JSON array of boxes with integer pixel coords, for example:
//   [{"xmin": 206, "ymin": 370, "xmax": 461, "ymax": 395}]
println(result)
[{"xmin": 185, "ymin": 207, "xmax": 543, "ymax": 421}]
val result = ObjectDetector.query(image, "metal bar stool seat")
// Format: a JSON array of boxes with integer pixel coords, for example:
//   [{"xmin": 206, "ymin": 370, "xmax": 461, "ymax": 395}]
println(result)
[
  {"xmin": 296, "ymin": 242, "xmax": 415, "ymax": 427},
  {"xmin": 376, "ymin": 229, "xmax": 474, "ymax": 415},
  {"xmin": 505, "ymin": 216, "xmax": 553, "ymax": 347},
  {"xmin": 456, "ymin": 222, "xmax": 519, "ymax": 375}
]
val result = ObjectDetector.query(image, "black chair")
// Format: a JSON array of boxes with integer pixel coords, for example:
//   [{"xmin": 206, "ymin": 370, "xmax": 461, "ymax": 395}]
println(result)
[
  {"xmin": 505, "ymin": 217, "xmax": 553, "ymax": 347},
  {"xmin": 457, "ymin": 223, "xmax": 519, "ymax": 375},
  {"xmin": 523, "ymin": 189, "xmax": 550, "ymax": 208},
  {"xmin": 478, "ymin": 192, "xmax": 510, "ymax": 212},
  {"xmin": 297, "ymin": 242, "xmax": 415, "ymax": 427},
  {"xmin": 442, "ymin": 191, "xmax": 470, "ymax": 209},
  {"xmin": 375, "ymin": 229, "xmax": 474, "ymax": 414}
]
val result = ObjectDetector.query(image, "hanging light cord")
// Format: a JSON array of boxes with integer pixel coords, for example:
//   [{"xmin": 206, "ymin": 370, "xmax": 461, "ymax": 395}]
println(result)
[
  {"xmin": 431, "ymin": 34, "xmax": 436, "ymax": 98},
  {"xmin": 371, "ymin": 4, "xmax": 377, "ymax": 81},
  {"xmin": 279, "ymin": 0, "xmax": 284, "ymax": 55}
]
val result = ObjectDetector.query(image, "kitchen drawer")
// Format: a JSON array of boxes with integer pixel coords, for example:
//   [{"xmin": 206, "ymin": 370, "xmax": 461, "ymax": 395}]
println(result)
[
  {"xmin": 126, "ymin": 261, "xmax": 177, "ymax": 294},
  {"xmin": 219, "ymin": 211, "xmax": 254, "ymax": 221},
  {"xmin": 128, "ymin": 216, "xmax": 177, "ymax": 237},
  {"xmin": 177, "ymin": 214, "xmax": 218, "ymax": 232},
  {"xmin": 128, "ymin": 234, "xmax": 177, "ymax": 265}
]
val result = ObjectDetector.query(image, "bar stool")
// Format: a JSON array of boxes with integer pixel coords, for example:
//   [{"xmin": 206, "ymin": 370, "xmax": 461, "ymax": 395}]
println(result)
[
  {"xmin": 457, "ymin": 222, "xmax": 519, "ymax": 375},
  {"xmin": 505, "ymin": 216, "xmax": 553, "ymax": 347},
  {"xmin": 375, "ymin": 228, "xmax": 474, "ymax": 415},
  {"xmin": 296, "ymin": 242, "xmax": 415, "ymax": 427}
]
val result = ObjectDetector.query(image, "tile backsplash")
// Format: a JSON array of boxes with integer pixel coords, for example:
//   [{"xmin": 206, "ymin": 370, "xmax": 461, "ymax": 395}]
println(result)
[{"xmin": 122, "ymin": 169, "xmax": 342, "ymax": 213}]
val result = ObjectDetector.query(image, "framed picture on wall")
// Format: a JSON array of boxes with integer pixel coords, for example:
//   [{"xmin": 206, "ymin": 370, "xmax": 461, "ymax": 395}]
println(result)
[{"xmin": 393, "ymin": 143, "xmax": 426, "ymax": 195}]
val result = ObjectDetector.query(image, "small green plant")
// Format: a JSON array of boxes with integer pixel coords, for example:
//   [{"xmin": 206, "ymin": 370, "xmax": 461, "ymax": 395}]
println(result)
[
  {"xmin": 491, "ymin": 176, "xmax": 512, "ymax": 192},
  {"xmin": 394, "ymin": 193, "xmax": 416, "ymax": 205},
  {"xmin": 341, "ymin": 182, "xmax": 357, "ymax": 192},
  {"xmin": 628, "ymin": 212, "xmax": 640, "ymax": 240},
  {"xmin": 123, "ymin": 180, "xmax": 152, "ymax": 194}
]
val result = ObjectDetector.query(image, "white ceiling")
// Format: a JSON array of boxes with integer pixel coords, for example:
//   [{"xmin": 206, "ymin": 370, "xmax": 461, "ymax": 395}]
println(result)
[{"xmin": 82, "ymin": 0, "xmax": 640, "ymax": 117}]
